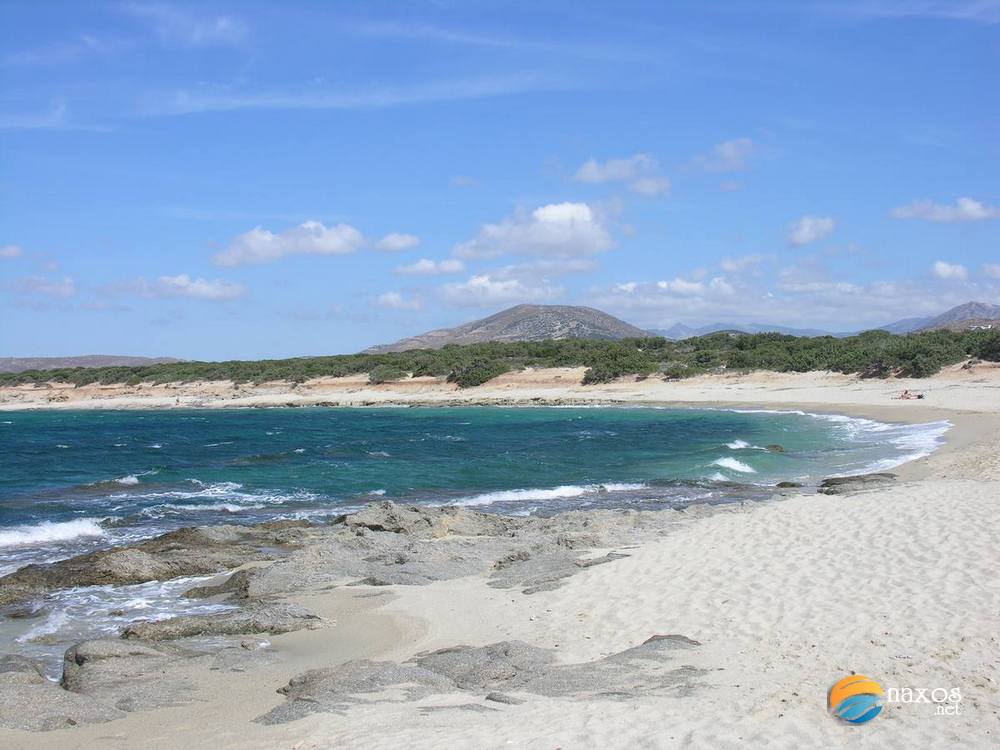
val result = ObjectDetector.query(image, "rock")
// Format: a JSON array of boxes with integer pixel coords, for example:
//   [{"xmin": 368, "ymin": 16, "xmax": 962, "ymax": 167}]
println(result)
[
  {"xmin": 257, "ymin": 636, "xmax": 705, "ymax": 724},
  {"xmin": 183, "ymin": 568, "xmax": 257, "ymax": 600},
  {"xmin": 344, "ymin": 501, "xmax": 518, "ymax": 538},
  {"xmin": 775, "ymin": 481, "xmax": 803, "ymax": 488},
  {"xmin": 0, "ymin": 654, "xmax": 125, "ymax": 731},
  {"xmin": 818, "ymin": 472, "xmax": 897, "ymax": 495},
  {"xmin": 0, "ymin": 522, "xmax": 314, "ymax": 606},
  {"xmin": 0, "ymin": 653, "xmax": 47, "ymax": 684},
  {"xmin": 485, "ymin": 691, "xmax": 525, "ymax": 705},
  {"xmin": 765, "ymin": 444, "xmax": 785, "ymax": 453},
  {"xmin": 574, "ymin": 552, "xmax": 629, "ymax": 568},
  {"xmin": 121, "ymin": 602, "xmax": 323, "ymax": 640}
]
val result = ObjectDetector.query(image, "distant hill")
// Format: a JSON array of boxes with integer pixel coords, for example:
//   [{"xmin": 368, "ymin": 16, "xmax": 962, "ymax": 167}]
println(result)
[
  {"xmin": 0, "ymin": 355, "xmax": 181, "ymax": 373},
  {"xmin": 365, "ymin": 304, "xmax": 648, "ymax": 353},
  {"xmin": 649, "ymin": 322, "xmax": 838, "ymax": 340},
  {"xmin": 880, "ymin": 301, "xmax": 1000, "ymax": 334}
]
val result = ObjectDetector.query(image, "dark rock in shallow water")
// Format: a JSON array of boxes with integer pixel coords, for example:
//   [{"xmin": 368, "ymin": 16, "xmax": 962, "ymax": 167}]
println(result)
[
  {"xmin": 817, "ymin": 472, "xmax": 897, "ymax": 495},
  {"xmin": 256, "ymin": 635, "xmax": 704, "ymax": 724},
  {"xmin": 765, "ymin": 444, "xmax": 785, "ymax": 453},
  {"xmin": 0, "ymin": 522, "xmax": 314, "ymax": 606},
  {"xmin": 121, "ymin": 602, "xmax": 323, "ymax": 640},
  {"xmin": 775, "ymin": 481, "xmax": 803, "ymax": 488}
]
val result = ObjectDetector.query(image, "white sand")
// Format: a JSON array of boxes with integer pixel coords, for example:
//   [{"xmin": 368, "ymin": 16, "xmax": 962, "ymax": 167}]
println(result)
[{"xmin": 2, "ymin": 367, "xmax": 998, "ymax": 748}]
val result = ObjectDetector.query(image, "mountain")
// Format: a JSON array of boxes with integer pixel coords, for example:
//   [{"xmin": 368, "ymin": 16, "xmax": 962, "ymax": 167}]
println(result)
[
  {"xmin": 365, "ymin": 304, "xmax": 648, "ymax": 353},
  {"xmin": 0, "ymin": 355, "xmax": 181, "ymax": 373},
  {"xmin": 649, "ymin": 322, "xmax": 838, "ymax": 340},
  {"xmin": 880, "ymin": 301, "xmax": 1000, "ymax": 334}
]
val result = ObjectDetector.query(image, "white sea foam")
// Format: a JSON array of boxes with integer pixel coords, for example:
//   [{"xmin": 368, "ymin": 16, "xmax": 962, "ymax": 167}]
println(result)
[
  {"xmin": 116, "ymin": 475, "xmax": 140, "ymax": 485},
  {"xmin": 367, "ymin": 489, "xmax": 387, "ymax": 496},
  {"xmin": 712, "ymin": 457, "xmax": 757, "ymax": 473},
  {"xmin": 707, "ymin": 472, "xmax": 729, "ymax": 482},
  {"xmin": 0, "ymin": 519, "xmax": 106, "ymax": 548},
  {"xmin": 726, "ymin": 440, "xmax": 750, "ymax": 449},
  {"xmin": 452, "ymin": 483, "xmax": 648, "ymax": 507}
]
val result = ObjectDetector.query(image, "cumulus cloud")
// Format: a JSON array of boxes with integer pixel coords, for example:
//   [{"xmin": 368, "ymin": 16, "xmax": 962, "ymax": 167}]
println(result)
[
  {"xmin": 573, "ymin": 154, "xmax": 669, "ymax": 196},
  {"xmin": 788, "ymin": 215, "xmax": 835, "ymax": 247},
  {"xmin": 931, "ymin": 261, "xmax": 968, "ymax": 280},
  {"xmin": 891, "ymin": 197, "xmax": 1000, "ymax": 222},
  {"xmin": 984, "ymin": 263, "xmax": 1000, "ymax": 279},
  {"xmin": 133, "ymin": 274, "xmax": 245, "ymax": 300},
  {"xmin": 395, "ymin": 258, "xmax": 464, "ymax": 275},
  {"xmin": 375, "ymin": 233, "xmax": 420, "ymax": 252},
  {"xmin": 441, "ymin": 274, "xmax": 560, "ymax": 307},
  {"xmin": 694, "ymin": 138, "xmax": 755, "ymax": 172},
  {"xmin": 214, "ymin": 221, "xmax": 365, "ymax": 266},
  {"xmin": 17, "ymin": 275, "xmax": 76, "ymax": 298},
  {"xmin": 454, "ymin": 202, "xmax": 614, "ymax": 259},
  {"xmin": 0, "ymin": 244, "xmax": 24, "ymax": 259},
  {"xmin": 376, "ymin": 291, "xmax": 421, "ymax": 310}
]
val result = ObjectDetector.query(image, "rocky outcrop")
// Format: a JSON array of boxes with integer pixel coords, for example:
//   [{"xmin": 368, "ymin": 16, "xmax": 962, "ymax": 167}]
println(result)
[
  {"xmin": 0, "ymin": 652, "xmax": 126, "ymax": 731},
  {"xmin": 121, "ymin": 602, "xmax": 323, "ymax": 640},
  {"xmin": 257, "ymin": 635, "xmax": 704, "ymax": 724},
  {"xmin": 344, "ymin": 501, "xmax": 519, "ymax": 538},
  {"xmin": 817, "ymin": 472, "xmax": 897, "ymax": 495},
  {"xmin": 0, "ymin": 521, "xmax": 314, "ymax": 606}
]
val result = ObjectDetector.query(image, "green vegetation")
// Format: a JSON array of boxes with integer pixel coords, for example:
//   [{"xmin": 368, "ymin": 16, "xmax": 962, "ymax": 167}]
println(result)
[{"xmin": 2, "ymin": 328, "xmax": 997, "ymax": 390}]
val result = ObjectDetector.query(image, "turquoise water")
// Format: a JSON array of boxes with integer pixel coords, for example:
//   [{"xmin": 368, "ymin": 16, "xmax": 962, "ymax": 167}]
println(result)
[
  {"xmin": 0, "ymin": 406, "xmax": 949, "ymax": 576},
  {"xmin": 0, "ymin": 406, "xmax": 948, "ymax": 673}
]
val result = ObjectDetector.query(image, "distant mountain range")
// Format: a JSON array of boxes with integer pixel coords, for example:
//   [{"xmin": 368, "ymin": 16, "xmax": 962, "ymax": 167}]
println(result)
[
  {"xmin": 365, "ymin": 300, "xmax": 1000, "ymax": 351},
  {"xmin": 365, "ymin": 304, "xmax": 647, "ymax": 353},
  {"xmin": 879, "ymin": 301, "xmax": 1000, "ymax": 334},
  {"xmin": 0, "ymin": 356, "xmax": 181, "ymax": 373}
]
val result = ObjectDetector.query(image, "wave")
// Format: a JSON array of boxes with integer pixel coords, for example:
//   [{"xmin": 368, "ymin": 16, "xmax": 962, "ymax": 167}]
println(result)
[
  {"xmin": 451, "ymin": 482, "xmax": 648, "ymax": 508},
  {"xmin": 0, "ymin": 519, "xmax": 106, "ymax": 548},
  {"xmin": 116, "ymin": 475, "xmax": 139, "ymax": 486},
  {"xmin": 712, "ymin": 457, "xmax": 757, "ymax": 473},
  {"xmin": 726, "ymin": 440, "xmax": 750, "ymax": 449}
]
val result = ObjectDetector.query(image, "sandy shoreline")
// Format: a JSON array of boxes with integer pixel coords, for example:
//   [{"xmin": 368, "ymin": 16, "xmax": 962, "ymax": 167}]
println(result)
[{"xmin": 1, "ymin": 368, "xmax": 998, "ymax": 748}]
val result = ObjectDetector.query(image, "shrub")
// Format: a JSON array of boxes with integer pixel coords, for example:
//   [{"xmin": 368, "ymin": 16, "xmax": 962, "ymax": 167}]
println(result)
[{"xmin": 368, "ymin": 364, "xmax": 407, "ymax": 384}]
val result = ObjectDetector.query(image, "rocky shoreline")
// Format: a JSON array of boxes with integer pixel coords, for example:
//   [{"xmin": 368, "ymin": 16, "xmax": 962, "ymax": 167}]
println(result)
[{"xmin": 0, "ymin": 474, "xmax": 898, "ymax": 734}]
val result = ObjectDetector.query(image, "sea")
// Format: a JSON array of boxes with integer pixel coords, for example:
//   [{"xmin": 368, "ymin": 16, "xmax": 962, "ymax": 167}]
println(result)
[{"xmin": 0, "ymin": 406, "xmax": 949, "ymax": 673}]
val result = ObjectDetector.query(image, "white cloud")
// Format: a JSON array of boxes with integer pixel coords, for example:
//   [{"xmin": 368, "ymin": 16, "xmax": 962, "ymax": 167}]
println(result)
[
  {"xmin": 629, "ymin": 176, "xmax": 671, "ymax": 196},
  {"xmin": 720, "ymin": 254, "xmax": 763, "ymax": 273},
  {"xmin": 17, "ymin": 275, "xmax": 76, "ymax": 298},
  {"xmin": 891, "ymin": 197, "xmax": 1000, "ymax": 222},
  {"xmin": 694, "ymin": 138, "xmax": 755, "ymax": 172},
  {"xmin": 984, "ymin": 263, "xmax": 1000, "ymax": 279},
  {"xmin": 441, "ymin": 274, "xmax": 560, "ymax": 307},
  {"xmin": 375, "ymin": 233, "xmax": 420, "ymax": 252},
  {"xmin": 134, "ymin": 274, "xmax": 245, "ymax": 300},
  {"xmin": 654, "ymin": 276, "xmax": 734, "ymax": 296},
  {"xmin": 214, "ymin": 221, "xmax": 365, "ymax": 266},
  {"xmin": 376, "ymin": 292, "xmax": 422, "ymax": 310},
  {"xmin": 931, "ymin": 261, "xmax": 968, "ymax": 280},
  {"xmin": 788, "ymin": 215, "xmax": 835, "ymax": 247},
  {"xmin": 123, "ymin": 2, "xmax": 248, "ymax": 46},
  {"xmin": 454, "ymin": 202, "xmax": 614, "ymax": 259},
  {"xmin": 573, "ymin": 154, "xmax": 669, "ymax": 196},
  {"xmin": 395, "ymin": 258, "xmax": 464, "ymax": 275},
  {"xmin": 0, "ymin": 244, "xmax": 24, "ymax": 259}
]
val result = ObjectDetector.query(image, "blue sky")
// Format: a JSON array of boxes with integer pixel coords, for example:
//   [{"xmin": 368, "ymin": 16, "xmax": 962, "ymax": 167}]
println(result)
[{"xmin": 1, "ymin": 1, "xmax": 998, "ymax": 359}]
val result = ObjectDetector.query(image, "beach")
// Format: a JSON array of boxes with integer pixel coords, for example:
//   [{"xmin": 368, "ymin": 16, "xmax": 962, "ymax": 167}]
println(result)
[{"xmin": 0, "ymin": 367, "xmax": 998, "ymax": 748}]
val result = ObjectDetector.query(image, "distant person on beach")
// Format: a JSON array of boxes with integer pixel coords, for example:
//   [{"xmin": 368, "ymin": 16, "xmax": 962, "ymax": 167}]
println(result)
[{"xmin": 894, "ymin": 390, "xmax": 925, "ymax": 400}]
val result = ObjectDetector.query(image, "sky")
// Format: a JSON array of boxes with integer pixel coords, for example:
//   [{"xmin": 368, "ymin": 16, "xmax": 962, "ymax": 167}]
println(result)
[{"xmin": 1, "ymin": 0, "xmax": 998, "ymax": 359}]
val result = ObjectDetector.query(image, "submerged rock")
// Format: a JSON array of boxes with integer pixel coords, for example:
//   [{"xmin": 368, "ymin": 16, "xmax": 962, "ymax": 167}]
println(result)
[
  {"xmin": 121, "ymin": 602, "xmax": 323, "ymax": 641},
  {"xmin": 765, "ymin": 444, "xmax": 785, "ymax": 453},
  {"xmin": 817, "ymin": 472, "xmax": 897, "ymax": 495}
]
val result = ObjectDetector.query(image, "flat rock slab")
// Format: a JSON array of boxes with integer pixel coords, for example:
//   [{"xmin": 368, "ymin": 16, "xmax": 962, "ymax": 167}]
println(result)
[
  {"xmin": 818, "ymin": 472, "xmax": 897, "ymax": 495},
  {"xmin": 121, "ymin": 602, "xmax": 323, "ymax": 640},
  {"xmin": 257, "ymin": 635, "xmax": 704, "ymax": 725}
]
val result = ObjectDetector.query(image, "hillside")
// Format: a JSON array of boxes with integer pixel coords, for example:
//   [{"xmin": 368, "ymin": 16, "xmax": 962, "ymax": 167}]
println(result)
[
  {"xmin": 881, "ymin": 301, "xmax": 1000, "ymax": 334},
  {"xmin": 366, "ymin": 304, "xmax": 648, "ymax": 353},
  {"xmin": 0, "ymin": 355, "xmax": 180, "ymax": 374}
]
